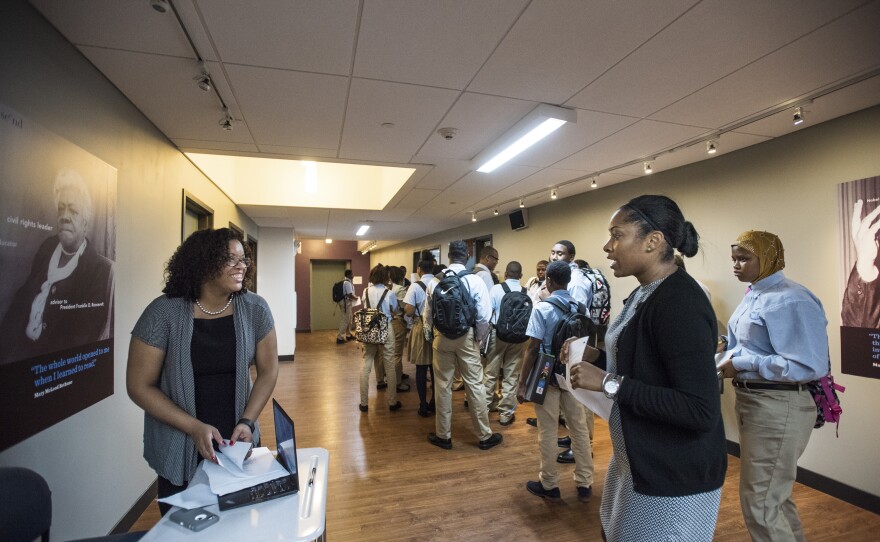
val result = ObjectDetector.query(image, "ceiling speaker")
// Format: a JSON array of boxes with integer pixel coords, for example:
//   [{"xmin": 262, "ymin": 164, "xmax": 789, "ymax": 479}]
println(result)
[{"xmin": 509, "ymin": 208, "xmax": 528, "ymax": 231}]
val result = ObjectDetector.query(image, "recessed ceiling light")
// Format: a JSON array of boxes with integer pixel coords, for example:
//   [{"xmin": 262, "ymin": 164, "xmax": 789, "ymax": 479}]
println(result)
[{"xmin": 325, "ymin": 238, "xmax": 332, "ymax": 244}]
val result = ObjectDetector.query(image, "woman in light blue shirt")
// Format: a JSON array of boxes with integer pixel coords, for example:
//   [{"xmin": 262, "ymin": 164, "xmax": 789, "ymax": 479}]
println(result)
[{"xmin": 718, "ymin": 230, "xmax": 829, "ymax": 542}]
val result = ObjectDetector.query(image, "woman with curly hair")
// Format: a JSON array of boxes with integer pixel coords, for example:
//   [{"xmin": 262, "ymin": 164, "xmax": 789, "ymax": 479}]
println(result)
[{"xmin": 127, "ymin": 228, "xmax": 278, "ymax": 513}]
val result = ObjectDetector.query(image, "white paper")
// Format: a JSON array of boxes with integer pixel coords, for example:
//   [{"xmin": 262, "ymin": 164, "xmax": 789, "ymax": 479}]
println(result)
[
  {"xmin": 203, "ymin": 447, "xmax": 289, "ymax": 495},
  {"xmin": 214, "ymin": 440, "xmax": 252, "ymax": 472},
  {"xmin": 556, "ymin": 338, "xmax": 613, "ymax": 421},
  {"xmin": 157, "ymin": 466, "xmax": 218, "ymax": 509}
]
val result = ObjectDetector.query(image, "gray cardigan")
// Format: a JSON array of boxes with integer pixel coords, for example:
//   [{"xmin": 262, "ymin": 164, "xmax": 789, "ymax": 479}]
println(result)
[{"xmin": 131, "ymin": 292, "xmax": 274, "ymax": 485}]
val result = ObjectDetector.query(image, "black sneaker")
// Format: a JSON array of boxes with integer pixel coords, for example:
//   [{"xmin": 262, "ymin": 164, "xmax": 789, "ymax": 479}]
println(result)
[
  {"xmin": 402, "ymin": 373, "xmax": 410, "ymax": 380},
  {"xmin": 358, "ymin": 404, "xmax": 368, "ymax": 413},
  {"xmin": 376, "ymin": 382, "xmax": 388, "ymax": 390},
  {"xmin": 428, "ymin": 432, "xmax": 452, "ymax": 449},
  {"xmin": 526, "ymin": 481, "xmax": 561, "ymax": 503},
  {"xmin": 389, "ymin": 401, "xmax": 402, "ymax": 411},
  {"xmin": 336, "ymin": 338, "xmax": 346, "ymax": 345},
  {"xmin": 478, "ymin": 433, "xmax": 503, "ymax": 450},
  {"xmin": 577, "ymin": 486, "xmax": 592, "ymax": 503}
]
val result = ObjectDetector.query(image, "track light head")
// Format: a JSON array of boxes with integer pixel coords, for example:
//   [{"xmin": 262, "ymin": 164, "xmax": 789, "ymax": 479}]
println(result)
[
  {"xmin": 590, "ymin": 178, "xmax": 597, "ymax": 188},
  {"xmin": 550, "ymin": 188, "xmax": 558, "ymax": 200},
  {"xmin": 519, "ymin": 198, "xmax": 525, "ymax": 208},
  {"xmin": 494, "ymin": 209, "xmax": 499, "ymax": 216},
  {"xmin": 151, "ymin": 0, "xmax": 170, "ymax": 13},
  {"xmin": 707, "ymin": 140, "xmax": 717, "ymax": 154},
  {"xmin": 196, "ymin": 75, "xmax": 211, "ymax": 92},
  {"xmin": 644, "ymin": 161, "xmax": 654, "ymax": 174},
  {"xmin": 471, "ymin": 212, "xmax": 477, "ymax": 222},
  {"xmin": 792, "ymin": 106, "xmax": 804, "ymax": 126}
]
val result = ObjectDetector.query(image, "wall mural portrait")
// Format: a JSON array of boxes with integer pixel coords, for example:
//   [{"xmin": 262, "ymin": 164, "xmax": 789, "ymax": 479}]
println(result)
[
  {"xmin": 838, "ymin": 175, "xmax": 880, "ymax": 380},
  {"xmin": 0, "ymin": 102, "xmax": 117, "ymax": 451}
]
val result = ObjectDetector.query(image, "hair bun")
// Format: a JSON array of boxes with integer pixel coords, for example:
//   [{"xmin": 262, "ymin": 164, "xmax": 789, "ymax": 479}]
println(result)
[{"xmin": 678, "ymin": 220, "xmax": 699, "ymax": 257}]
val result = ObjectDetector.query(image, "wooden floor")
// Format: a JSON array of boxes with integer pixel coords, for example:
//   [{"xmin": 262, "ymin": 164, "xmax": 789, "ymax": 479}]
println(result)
[{"xmin": 130, "ymin": 330, "xmax": 879, "ymax": 540}]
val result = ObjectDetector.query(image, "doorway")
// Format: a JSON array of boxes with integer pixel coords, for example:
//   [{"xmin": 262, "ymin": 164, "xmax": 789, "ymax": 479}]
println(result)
[{"xmin": 310, "ymin": 260, "xmax": 348, "ymax": 331}]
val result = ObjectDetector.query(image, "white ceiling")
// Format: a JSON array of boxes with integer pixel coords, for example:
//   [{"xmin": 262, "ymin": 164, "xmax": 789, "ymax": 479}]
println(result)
[{"xmin": 31, "ymin": 0, "xmax": 880, "ymax": 249}]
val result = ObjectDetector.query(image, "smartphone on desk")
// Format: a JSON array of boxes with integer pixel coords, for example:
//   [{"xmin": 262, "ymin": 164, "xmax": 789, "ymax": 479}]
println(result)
[{"xmin": 170, "ymin": 507, "xmax": 219, "ymax": 532}]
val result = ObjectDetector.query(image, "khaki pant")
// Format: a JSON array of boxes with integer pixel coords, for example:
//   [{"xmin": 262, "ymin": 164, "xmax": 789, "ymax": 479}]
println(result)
[
  {"xmin": 536, "ymin": 385, "xmax": 593, "ymax": 489},
  {"xmin": 482, "ymin": 330, "xmax": 526, "ymax": 422},
  {"xmin": 336, "ymin": 300, "xmax": 351, "ymax": 339},
  {"xmin": 736, "ymin": 387, "xmax": 816, "ymax": 542},
  {"xmin": 360, "ymin": 325, "xmax": 397, "ymax": 407},
  {"xmin": 432, "ymin": 328, "xmax": 492, "ymax": 441},
  {"xmin": 391, "ymin": 318, "xmax": 407, "ymax": 384}
]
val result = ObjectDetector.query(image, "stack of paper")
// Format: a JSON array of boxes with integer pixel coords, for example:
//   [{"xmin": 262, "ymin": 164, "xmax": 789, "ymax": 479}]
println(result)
[{"xmin": 555, "ymin": 336, "xmax": 613, "ymax": 420}]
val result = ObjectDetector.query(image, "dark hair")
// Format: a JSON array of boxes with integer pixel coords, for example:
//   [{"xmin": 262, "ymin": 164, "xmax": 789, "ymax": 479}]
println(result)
[
  {"xmin": 545, "ymin": 260, "xmax": 571, "ymax": 288},
  {"xmin": 620, "ymin": 195, "xmax": 699, "ymax": 261},
  {"xmin": 418, "ymin": 259, "xmax": 434, "ymax": 273},
  {"xmin": 163, "ymin": 228, "xmax": 253, "ymax": 300},
  {"xmin": 574, "ymin": 259, "xmax": 589, "ymax": 269},
  {"xmin": 433, "ymin": 263, "xmax": 447, "ymax": 275},
  {"xmin": 344, "ymin": 269, "xmax": 353, "ymax": 278},
  {"xmin": 536, "ymin": 260, "xmax": 548, "ymax": 266},
  {"xmin": 368, "ymin": 264, "xmax": 387, "ymax": 286},
  {"xmin": 448, "ymin": 240, "xmax": 468, "ymax": 263},
  {"xmin": 673, "ymin": 254, "xmax": 686, "ymax": 270},
  {"xmin": 505, "ymin": 261, "xmax": 523, "ymax": 279},
  {"xmin": 555, "ymin": 240, "xmax": 576, "ymax": 256},
  {"xmin": 388, "ymin": 265, "xmax": 404, "ymax": 284},
  {"xmin": 479, "ymin": 246, "xmax": 497, "ymax": 260}
]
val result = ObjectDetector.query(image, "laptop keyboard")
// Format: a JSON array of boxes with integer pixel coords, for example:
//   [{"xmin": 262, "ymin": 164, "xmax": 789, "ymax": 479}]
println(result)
[{"xmin": 218, "ymin": 476, "xmax": 297, "ymax": 510}]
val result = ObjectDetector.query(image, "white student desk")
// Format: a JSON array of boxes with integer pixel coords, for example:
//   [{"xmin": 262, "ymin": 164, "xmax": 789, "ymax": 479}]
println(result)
[{"xmin": 140, "ymin": 447, "xmax": 329, "ymax": 542}]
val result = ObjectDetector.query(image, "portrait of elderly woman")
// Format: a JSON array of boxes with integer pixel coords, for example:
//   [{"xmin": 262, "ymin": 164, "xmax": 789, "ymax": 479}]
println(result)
[{"xmin": 0, "ymin": 170, "xmax": 115, "ymax": 364}]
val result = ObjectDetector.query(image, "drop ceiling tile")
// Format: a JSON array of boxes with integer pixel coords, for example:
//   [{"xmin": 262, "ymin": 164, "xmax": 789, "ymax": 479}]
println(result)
[
  {"xmin": 568, "ymin": 0, "xmax": 868, "ymax": 118},
  {"xmin": 340, "ymin": 78, "xmax": 459, "ymax": 162},
  {"xmin": 196, "ymin": 0, "xmax": 359, "ymax": 74},
  {"xmin": 224, "ymin": 64, "xmax": 348, "ymax": 149},
  {"xmin": 78, "ymin": 46, "xmax": 254, "ymax": 142},
  {"xmin": 554, "ymin": 119, "xmax": 707, "ymax": 172},
  {"xmin": 393, "ymin": 188, "xmax": 442, "ymax": 210},
  {"xmin": 174, "ymin": 139, "xmax": 260, "ymax": 153},
  {"xmin": 650, "ymin": 1, "xmax": 880, "ymax": 128},
  {"xmin": 254, "ymin": 145, "xmax": 338, "ymax": 158},
  {"xmin": 413, "ymin": 160, "xmax": 472, "ymax": 191},
  {"xmin": 469, "ymin": 0, "xmax": 698, "ymax": 103},
  {"xmin": 355, "ymin": 0, "xmax": 527, "ymax": 89},
  {"xmin": 734, "ymin": 75, "xmax": 880, "ymax": 138},
  {"xmin": 31, "ymin": 0, "xmax": 193, "ymax": 57}
]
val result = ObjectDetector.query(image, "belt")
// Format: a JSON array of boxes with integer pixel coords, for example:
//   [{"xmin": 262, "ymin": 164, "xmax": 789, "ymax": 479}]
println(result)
[{"xmin": 732, "ymin": 379, "xmax": 807, "ymax": 391}]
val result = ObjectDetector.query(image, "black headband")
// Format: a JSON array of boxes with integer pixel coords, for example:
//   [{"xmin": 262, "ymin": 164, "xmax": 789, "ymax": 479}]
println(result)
[{"xmin": 624, "ymin": 204, "xmax": 671, "ymax": 245}]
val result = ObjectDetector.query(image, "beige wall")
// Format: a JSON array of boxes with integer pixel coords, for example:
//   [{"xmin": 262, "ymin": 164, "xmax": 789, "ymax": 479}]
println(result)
[
  {"xmin": 373, "ymin": 104, "xmax": 880, "ymax": 497},
  {"xmin": 0, "ymin": 2, "xmax": 259, "ymax": 539}
]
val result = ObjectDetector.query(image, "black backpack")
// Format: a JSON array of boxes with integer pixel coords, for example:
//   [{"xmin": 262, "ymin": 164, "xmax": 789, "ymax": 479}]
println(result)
[
  {"xmin": 543, "ymin": 297, "xmax": 595, "ymax": 382},
  {"xmin": 579, "ymin": 267, "xmax": 611, "ymax": 326},
  {"xmin": 332, "ymin": 280, "xmax": 345, "ymax": 303},
  {"xmin": 494, "ymin": 283, "xmax": 532, "ymax": 344},
  {"xmin": 432, "ymin": 269, "xmax": 477, "ymax": 339}
]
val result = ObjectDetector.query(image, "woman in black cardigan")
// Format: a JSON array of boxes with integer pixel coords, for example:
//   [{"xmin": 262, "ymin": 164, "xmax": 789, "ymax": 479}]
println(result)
[{"xmin": 568, "ymin": 195, "xmax": 727, "ymax": 542}]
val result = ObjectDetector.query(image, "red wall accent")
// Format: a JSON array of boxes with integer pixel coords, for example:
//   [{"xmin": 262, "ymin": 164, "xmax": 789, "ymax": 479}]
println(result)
[{"xmin": 295, "ymin": 240, "xmax": 371, "ymax": 331}]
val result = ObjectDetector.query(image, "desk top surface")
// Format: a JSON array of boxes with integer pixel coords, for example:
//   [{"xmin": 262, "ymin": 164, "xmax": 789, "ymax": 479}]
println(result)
[{"xmin": 140, "ymin": 447, "xmax": 328, "ymax": 542}]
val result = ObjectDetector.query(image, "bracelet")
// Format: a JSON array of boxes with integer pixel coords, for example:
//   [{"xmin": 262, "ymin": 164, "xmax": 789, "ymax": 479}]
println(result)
[{"xmin": 236, "ymin": 418, "xmax": 255, "ymax": 433}]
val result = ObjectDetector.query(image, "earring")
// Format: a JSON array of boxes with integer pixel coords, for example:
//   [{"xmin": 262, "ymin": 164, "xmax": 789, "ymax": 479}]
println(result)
[{"xmin": 646, "ymin": 247, "xmax": 653, "ymax": 252}]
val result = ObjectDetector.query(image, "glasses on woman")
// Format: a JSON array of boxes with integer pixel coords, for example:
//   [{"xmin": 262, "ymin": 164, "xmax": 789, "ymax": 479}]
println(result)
[{"xmin": 225, "ymin": 255, "xmax": 252, "ymax": 268}]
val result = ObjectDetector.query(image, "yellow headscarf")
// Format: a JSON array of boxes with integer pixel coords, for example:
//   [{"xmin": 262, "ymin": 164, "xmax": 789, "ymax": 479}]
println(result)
[{"xmin": 733, "ymin": 230, "xmax": 785, "ymax": 283}]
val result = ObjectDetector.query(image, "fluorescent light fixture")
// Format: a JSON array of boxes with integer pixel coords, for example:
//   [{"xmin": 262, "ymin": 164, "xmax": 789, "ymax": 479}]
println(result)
[
  {"xmin": 474, "ymin": 104, "xmax": 576, "ymax": 173},
  {"xmin": 325, "ymin": 238, "xmax": 332, "ymax": 244},
  {"xmin": 356, "ymin": 225, "xmax": 370, "ymax": 236}
]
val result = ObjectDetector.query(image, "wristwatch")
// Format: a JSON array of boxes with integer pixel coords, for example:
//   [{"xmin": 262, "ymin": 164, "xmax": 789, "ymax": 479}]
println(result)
[
  {"xmin": 236, "ymin": 418, "xmax": 255, "ymax": 433},
  {"xmin": 602, "ymin": 373, "xmax": 624, "ymax": 399}
]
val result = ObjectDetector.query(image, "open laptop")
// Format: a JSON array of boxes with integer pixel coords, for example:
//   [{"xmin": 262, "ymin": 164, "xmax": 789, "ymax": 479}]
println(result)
[{"xmin": 218, "ymin": 399, "xmax": 300, "ymax": 510}]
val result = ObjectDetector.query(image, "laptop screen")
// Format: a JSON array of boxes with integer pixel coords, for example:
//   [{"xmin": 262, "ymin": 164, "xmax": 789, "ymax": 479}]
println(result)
[{"xmin": 272, "ymin": 399, "xmax": 299, "ymax": 488}]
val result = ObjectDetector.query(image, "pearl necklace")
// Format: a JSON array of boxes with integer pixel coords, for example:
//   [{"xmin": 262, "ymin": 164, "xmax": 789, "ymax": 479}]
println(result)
[{"xmin": 195, "ymin": 295, "xmax": 233, "ymax": 315}]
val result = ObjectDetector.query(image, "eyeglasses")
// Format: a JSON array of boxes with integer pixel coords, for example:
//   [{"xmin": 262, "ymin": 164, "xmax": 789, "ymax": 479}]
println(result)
[{"xmin": 225, "ymin": 255, "xmax": 252, "ymax": 268}]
